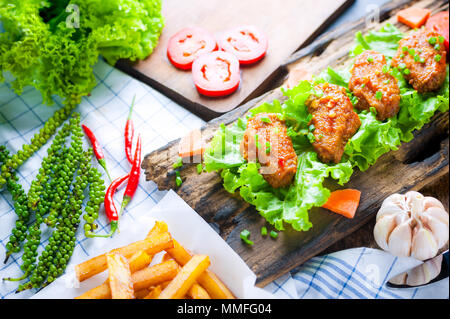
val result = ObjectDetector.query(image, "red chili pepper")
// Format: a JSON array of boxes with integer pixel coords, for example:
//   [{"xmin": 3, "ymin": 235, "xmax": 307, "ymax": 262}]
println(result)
[
  {"xmin": 81, "ymin": 124, "xmax": 112, "ymax": 181},
  {"xmin": 86, "ymin": 173, "xmax": 129, "ymax": 238},
  {"xmin": 119, "ymin": 134, "xmax": 141, "ymax": 216},
  {"xmin": 125, "ymin": 95, "xmax": 136, "ymax": 165}
]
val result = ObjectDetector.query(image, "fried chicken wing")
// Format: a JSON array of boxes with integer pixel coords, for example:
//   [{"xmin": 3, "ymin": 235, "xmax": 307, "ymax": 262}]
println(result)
[
  {"xmin": 349, "ymin": 50, "xmax": 401, "ymax": 121},
  {"xmin": 306, "ymin": 83, "xmax": 361, "ymax": 164},
  {"xmin": 391, "ymin": 28, "xmax": 446, "ymax": 93},
  {"xmin": 240, "ymin": 113, "xmax": 297, "ymax": 188}
]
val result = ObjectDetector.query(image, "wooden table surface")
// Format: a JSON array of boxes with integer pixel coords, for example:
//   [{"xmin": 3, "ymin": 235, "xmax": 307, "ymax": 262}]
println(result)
[{"xmin": 324, "ymin": 173, "xmax": 449, "ymax": 254}]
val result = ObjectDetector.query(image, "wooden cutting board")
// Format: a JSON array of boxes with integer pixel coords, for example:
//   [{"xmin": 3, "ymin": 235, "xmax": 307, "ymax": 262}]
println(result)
[
  {"xmin": 117, "ymin": 0, "xmax": 353, "ymax": 120},
  {"xmin": 141, "ymin": 0, "xmax": 449, "ymax": 287}
]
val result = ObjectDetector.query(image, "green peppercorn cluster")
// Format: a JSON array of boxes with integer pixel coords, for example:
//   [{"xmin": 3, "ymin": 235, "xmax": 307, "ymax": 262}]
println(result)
[
  {"xmin": 20, "ymin": 150, "xmax": 92, "ymax": 291},
  {"xmin": 2, "ymin": 111, "xmax": 107, "ymax": 293},
  {"xmin": 0, "ymin": 103, "xmax": 76, "ymax": 189},
  {"xmin": 0, "ymin": 147, "xmax": 31, "ymax": 261},
  {"xmin": 83, "ymin": 165, "xmax": 106, "ymax": 236}
]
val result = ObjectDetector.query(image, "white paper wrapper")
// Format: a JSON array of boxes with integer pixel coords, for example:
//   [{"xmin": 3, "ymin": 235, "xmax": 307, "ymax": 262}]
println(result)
[{"xmin": 32, "ymin": 190, "xmax": 274, "ymax": 299}]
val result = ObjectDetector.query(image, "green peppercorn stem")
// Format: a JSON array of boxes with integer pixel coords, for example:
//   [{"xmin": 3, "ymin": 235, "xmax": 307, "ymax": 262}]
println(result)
[
  {"xmin": 44, "ymin": 114, "xmax": 83, "ymax": 227},
  {"xmin": 83, "ymin": 164, "xmax": 106, "ymax": 237},
  {"xmin": 4, "ymin": 114, "xmax": 80, "ymax": 283},
  {"xmin": 34, "ymin": 150, "xmax": 93, "ymax": 289},
  {"xmin": 0, "ymin": 103, "xmax": 77, "ymax": 189},
  {"xmin": 0, "ymin": 147, "xmax": 32, "ymax": 263},
  {"xmin": 27, "ymin": 122, "xmax": 71, "ymax": 211},
  {"xmin": 3, "ymin": 112, "xmax": 110, "ymax": 292}
]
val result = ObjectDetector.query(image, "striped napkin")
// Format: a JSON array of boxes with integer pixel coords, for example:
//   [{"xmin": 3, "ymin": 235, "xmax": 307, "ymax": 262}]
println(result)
[{"xmin": 264, "ymin": 248, "xmax": 449, "ymax": 299}]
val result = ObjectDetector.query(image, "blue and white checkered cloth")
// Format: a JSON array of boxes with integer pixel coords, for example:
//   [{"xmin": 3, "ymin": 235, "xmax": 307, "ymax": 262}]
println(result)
[{"xmin": 1, "ymin": 58, "xmax": 447, "ymax": 299}]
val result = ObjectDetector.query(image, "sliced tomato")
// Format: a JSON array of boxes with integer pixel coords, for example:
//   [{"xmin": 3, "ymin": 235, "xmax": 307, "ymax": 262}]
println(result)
[
  {"xmin": 425, "ymin": 11, "xmax": 449, "ymax": 53},
  {"xmin": 167, "ymin": 27, "xmax": 217, "ymax": 70},
  {"xmin": 192, "ymin": 51, "xmax": 240, "ymax": 97},
  {"xmin": 217, "ymin": 25, "xmax": 268, "ymax": 65}
]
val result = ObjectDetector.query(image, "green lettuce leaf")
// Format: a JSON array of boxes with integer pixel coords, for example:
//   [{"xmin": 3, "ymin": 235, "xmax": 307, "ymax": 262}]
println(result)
[
  {"xmin": 352, "ymin": 23, "xmax": 405, "ymax": 59},
  {"xmin": 0, "ymin": 0, "xmax": 164, "ymax": 107},
  {"xmin": 204, "ymin": 119, "xmax": 247, "ymax": 172}
]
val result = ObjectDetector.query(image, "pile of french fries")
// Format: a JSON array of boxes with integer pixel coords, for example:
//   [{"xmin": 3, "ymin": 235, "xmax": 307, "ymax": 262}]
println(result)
[{"xmin": 75, "ymin": 221, "xmax": 235, "ymax": 299}]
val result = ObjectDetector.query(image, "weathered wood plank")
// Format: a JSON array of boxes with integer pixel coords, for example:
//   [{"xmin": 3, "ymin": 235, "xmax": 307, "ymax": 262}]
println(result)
[{"xmin": 142, "ymin": 0, "xmax": 449, "ymax": 286}]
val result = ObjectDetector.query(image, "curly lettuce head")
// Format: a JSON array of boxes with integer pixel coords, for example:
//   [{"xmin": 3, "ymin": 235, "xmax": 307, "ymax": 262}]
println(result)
[{"xmin": 0, "ymin": 0, "xmax": 164, "ymax": 107}]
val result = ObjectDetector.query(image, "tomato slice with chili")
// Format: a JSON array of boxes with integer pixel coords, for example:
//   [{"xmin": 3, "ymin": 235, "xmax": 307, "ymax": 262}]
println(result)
[
  {"xmin": 192, "ymin": 51, "xmax": 240, "ymax": 97},
  {"xmin": 425, "ymin": 11, "xmax": 449, "ymax": 53},
  {"xmin": 217, "ymin": 25, "xmax": 268, "ymax": 65},
  {"xmin": 167, "ymin": 27, "xmax": 217, "ymax": 70}
]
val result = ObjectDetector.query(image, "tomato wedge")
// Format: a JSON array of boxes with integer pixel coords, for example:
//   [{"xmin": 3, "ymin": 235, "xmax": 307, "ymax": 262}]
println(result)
[
  {"xmin": 192, "ymin": 51, "xmax": 240, "ymax": 97},
  {"xmin": 167, "ymin": 27, "xmax": 217, "ymax": 70},
  {"xmin": 425, "ymin": 11, "xmax": 449, "ymax": 53},
  {"xmin": 217, "ymin": 25, "xmax": 268, "ymax": 65},
  {"xmin": 396, "ymin": 7, "xmax": 431, "ymax": 29}
]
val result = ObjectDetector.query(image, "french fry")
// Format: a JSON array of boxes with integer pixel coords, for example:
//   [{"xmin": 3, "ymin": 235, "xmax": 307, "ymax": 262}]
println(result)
[
  {"xmin": 146, "ymin": 220, "xmax": 168, "ymax": 238},
  {"xmin": 144, "ymin": 285, "xmax": 162, "ymax": 299},
  {"xmin": 167, "ymin": 240, "xmax": 235, "ymax": 299},
  {"xmin": 76, "ymin": 260, "xmax": 178, "ymax": 299},
  {"xmin": 76, "ymin": 251, "xmax": 151, "ymax": 299},
  {"xmin": 161, "ymin": 280, "xmax": 171, "ymax": 289},
  {"xmin": 197, "ymin": 270, "xmax": 235, "ymax": 299},
  {"xmin": 134, "ymin": 288, "xmax": 150, "ymax": 299},
  {"xmin": 188, "ymin": 283, "xmax": 211, "ymax": 299},
  {"xmin": 75, "ymin": 281, "xmax": 111, "ymax": 300},
  {"xmin": 161, "ymin": 252, "xmax": 173, "ymax": 262},
  {"xmin": 133, "ymin": 260, "xmax": 179, "ymax": 291},
  {"xmin": 128, "ymin": 251, "xmax": 152, "ymax": 273},
  {"xmin": 75, "ymin": 232, "xmax": 173, "ymax": 282},
  {"xmin": 166, "ymin": 240, "xmax": 191, "ymax": 265},
  {"xmin": 106, "ymin": 253, "xmax": 135, "ymax": 299},
  {"xmin": 158, "ymin": 255, "xmax": 210, "ymax": 299}
]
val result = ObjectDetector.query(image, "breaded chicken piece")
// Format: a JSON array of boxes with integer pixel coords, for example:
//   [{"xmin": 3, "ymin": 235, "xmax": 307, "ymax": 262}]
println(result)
[
  {"xmin": 391, "ymin": 28, "xmax": 447, "ymax": 93},
  {"xmin": 306, "ymin": 83, "xmax": 361, "ymax": 164},
  {"xmin": 349, "ymin": 50, "xmax": 401, "ymax": 121},
  {"xmin": 240, "ymin": 113, "xmax": 297, "ymax": 188}
]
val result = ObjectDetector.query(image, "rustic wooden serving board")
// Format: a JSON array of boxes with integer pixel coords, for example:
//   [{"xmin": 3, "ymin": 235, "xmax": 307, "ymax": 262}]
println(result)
[
  {"xmin": 142, "ymin": 0, "xmax": 449, "ymax": 287},
  {"xmin": 117, "ymin": 0, "xmax": 353, "ymax": 120}
]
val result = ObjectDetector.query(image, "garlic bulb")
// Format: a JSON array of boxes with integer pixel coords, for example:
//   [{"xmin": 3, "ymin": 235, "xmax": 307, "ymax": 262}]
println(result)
[
  {"xmin": 388, "ymin": 254, "xmax": 443, "ymax": 286},
  {"xmin": 374, "ymin": 191, "xmax": 449, "ymax": 260}
]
